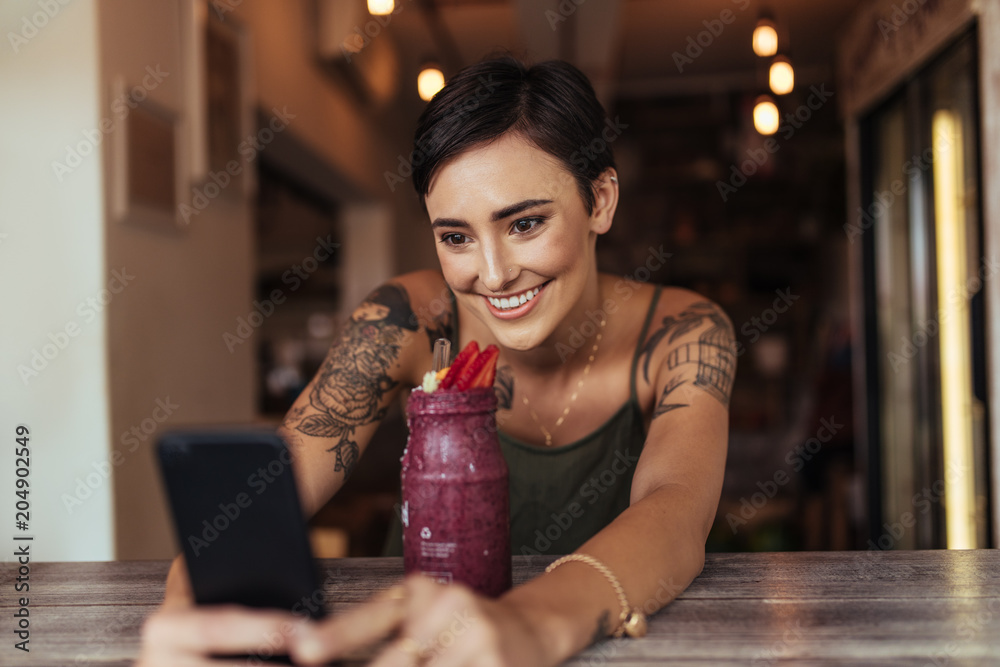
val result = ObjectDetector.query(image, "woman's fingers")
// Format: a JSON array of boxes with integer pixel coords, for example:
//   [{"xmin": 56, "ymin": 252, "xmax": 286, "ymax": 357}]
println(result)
[
  {"xmin": 289, "ymin": 583, "xmax": 411, "ymax": 664},
  {"xmin": 368, "ymin": 578, "xmax": 498, "ymax": 667},
  {"xmin": 141, "ymin": 605, "xmax": 299, "ymax": 657}
]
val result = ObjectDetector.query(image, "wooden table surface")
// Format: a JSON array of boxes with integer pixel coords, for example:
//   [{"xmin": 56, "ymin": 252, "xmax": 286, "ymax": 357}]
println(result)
[{"xmin": 2, "ymin": 550, "xmax": 999, "ymax": 666}]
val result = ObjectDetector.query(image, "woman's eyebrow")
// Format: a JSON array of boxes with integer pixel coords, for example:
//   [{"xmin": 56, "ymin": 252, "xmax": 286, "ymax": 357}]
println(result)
[
  {"xmin": 491, "ymin": 199, "xmax": 553, "ymax": 221},
  {"xmin": 431, "ymin": 199, "xmax": 554, "ymax": 230}
]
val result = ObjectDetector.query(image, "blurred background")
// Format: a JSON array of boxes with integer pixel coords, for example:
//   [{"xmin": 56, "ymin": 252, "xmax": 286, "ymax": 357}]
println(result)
[{"xmin": 1, "ymin": 0, "xmax": 997, "ymax": 562}]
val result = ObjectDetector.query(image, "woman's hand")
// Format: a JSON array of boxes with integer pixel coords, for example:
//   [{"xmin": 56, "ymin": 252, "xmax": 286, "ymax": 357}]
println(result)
[
  {"xmin": 137, "ymin": 575, "xmax": 554, "ymax": 667},
  {"xmin": 288, "ymin": 574, "xmax": 552, "ymax": 667},
  {"xmin": 137, "ymin": 604, "xmax": 305, "ymax": 666}
]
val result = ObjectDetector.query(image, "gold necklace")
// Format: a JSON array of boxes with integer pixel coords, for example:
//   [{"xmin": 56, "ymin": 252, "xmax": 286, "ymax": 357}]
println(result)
[{"xmin": 521, "ymin": 317, "xmax": 606, "ymax": 446}]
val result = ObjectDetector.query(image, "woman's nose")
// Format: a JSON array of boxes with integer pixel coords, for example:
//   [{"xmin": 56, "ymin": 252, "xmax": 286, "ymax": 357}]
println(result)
[{"xmin": 480, "ymin": 244, "xmax": 513, "ymax": 293}]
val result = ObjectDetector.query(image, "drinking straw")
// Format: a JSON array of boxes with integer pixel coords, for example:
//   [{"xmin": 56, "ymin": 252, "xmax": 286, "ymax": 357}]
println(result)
[{"xmin": 432, "ymin": 338, "xmax": 451, "ymax": 372}]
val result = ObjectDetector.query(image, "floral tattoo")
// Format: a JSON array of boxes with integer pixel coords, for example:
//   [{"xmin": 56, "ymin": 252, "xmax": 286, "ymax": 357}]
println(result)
[{"xmin": 287, "ymin": 284, "xmax": 418, "ymax": 477}]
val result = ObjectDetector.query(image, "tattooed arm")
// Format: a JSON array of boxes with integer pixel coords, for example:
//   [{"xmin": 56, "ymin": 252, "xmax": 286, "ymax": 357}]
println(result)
[
  {"xmin": 158, "ymin": 273, "xmax": 447, "ymax": 608},
  {"xmin": 501, "ymin": 290, "xmax": 735, "ymax": 663},
  {"xmin": 278, "ymin": 274, "xmax": 450, "ymax": 518}
]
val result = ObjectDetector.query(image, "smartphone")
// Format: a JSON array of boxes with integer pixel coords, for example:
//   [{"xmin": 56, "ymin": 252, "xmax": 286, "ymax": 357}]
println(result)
[{"xmin": 157, "ymin": 429, "xmax": 327, "ymax": 620}]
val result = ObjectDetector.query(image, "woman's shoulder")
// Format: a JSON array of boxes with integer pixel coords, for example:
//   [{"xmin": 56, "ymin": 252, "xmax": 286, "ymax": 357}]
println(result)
[
  {"xmin": 652, "ymin": 286, "xmax": 731, "ymax": 323},
  {"xmin": 384, "ymin": 270, "xmax": 453, "ymax": 329},
  {"xmin": 597, "ymin": 275, "xmax": 733, "ymax": 360},
  {"xmin": 374, "ymin": 270, "xmax": 455, "ymax": 352},
  {"xmin": 597, "ymin": 275, "xmax": 728, "ymax": 326}
]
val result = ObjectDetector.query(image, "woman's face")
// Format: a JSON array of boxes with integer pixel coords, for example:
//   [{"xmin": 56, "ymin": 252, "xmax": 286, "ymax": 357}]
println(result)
[{"xmin": 424, "ymin": 133, "xmax": 614, "ymax": 351}]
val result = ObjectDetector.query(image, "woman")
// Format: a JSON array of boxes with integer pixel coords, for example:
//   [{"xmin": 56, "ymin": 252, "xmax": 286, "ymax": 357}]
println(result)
[{"xmin": 140, "ymin": 56, "xmax": 734, "ymax": 666}]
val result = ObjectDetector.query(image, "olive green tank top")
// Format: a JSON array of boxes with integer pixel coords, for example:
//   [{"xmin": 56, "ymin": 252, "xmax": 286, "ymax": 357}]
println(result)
[{"xmin": 383, "ymin": 285, "xmax": 662, "ymax": 557}]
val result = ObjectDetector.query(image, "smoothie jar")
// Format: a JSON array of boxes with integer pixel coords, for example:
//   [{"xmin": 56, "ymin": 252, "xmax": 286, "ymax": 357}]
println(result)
[{"xmin": 401, "ymin": 386, "xmax": 511, "ymax": 597}]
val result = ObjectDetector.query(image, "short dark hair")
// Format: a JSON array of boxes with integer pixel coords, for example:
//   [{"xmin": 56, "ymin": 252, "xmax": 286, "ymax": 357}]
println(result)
[{"xmin": 411, "ymin": 56, "xmax": 616, "ymax": 214}]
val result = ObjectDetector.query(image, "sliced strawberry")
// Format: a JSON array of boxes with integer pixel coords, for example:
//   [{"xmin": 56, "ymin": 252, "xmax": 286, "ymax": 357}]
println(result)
[
  {"xmin": 439, "ymin": 341, "xmax": 479, "ymax": 390},
  {"xmin": 469, "ymin": 345, "xmax": 499, "ymax": 389},
  {"xmin": 456, "ymin": 344, "xmax": 498, "ymax": 390}
]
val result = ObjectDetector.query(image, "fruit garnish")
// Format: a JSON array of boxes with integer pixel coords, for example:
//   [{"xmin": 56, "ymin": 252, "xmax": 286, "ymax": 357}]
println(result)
[
  {"xmin": 421, "ymin": 370, "xmax": 439, "ymax": 393},
  {"xmin": 456, "ymin": 344, "xmax": 499, "ymax": 390},
  {"xmin": 438, "ymin": 340, "xmax": 479, "ymax": 390},
  {"xmin": 468, "ymin": 345, "xmax": 499, "ymax": 389},
  {"xmin": 435, "ymin": 367, "xmax": 449, "ymax": 381}
]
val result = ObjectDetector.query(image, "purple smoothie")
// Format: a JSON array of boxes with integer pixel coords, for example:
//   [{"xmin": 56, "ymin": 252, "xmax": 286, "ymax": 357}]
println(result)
[{"xmin": 402, "ymin": 386, "xmax": 511, "ymax": 597}]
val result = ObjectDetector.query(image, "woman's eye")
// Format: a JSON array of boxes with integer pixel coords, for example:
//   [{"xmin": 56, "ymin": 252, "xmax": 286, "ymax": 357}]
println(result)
[
  {"xmin": 512, "ymin": 217, "xmax": 544, "ymax": 234},
  {"xmin": 440, "ymin": 233, "xmax": 468, "ymax": 246}
]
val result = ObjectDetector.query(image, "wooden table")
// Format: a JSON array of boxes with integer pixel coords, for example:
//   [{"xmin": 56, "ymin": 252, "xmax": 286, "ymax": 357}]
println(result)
[{"xmin": 3, "ymin": 551, "xmax": 999, "ymax": 665}]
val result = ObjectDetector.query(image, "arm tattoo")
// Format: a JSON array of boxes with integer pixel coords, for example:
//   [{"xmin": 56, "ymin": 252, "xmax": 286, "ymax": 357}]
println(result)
[
  {"xmin": 287, "ymin": 284, "xmax": 418, "ymax": 477},
  {"xmin": 654, "ymin": 376, "xmax": 689, "ymax": 417},
  {"xmin": 494, "ymin": 365, "xmax": 514, "ymax": 411},
  {"xmin": 640, "ymin": 301, "xmax": 736, "ymax": 410},
  {"xmin": 423, "ymin": 312, "xmax": 453, "ymax": 354}
]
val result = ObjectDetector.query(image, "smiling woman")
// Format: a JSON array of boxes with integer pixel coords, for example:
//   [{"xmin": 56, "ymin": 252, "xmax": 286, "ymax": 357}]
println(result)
[{"xmin": 139, "ymin": 56, "xmax": 735, "ymax": 667}]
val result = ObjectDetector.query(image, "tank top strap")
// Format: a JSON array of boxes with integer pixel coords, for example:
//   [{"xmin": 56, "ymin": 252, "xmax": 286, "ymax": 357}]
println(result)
[{"xmin": 629, "ymin": 285, "xmax": 663, "ymax": 401}]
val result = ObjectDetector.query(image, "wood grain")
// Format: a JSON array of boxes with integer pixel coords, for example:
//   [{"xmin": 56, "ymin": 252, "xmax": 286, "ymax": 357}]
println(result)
[{"xmin": 2, "ymin": 551, "xmax": 998, "ymax": 665}]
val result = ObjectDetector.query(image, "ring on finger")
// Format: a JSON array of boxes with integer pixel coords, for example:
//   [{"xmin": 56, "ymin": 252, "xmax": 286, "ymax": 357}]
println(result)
[
  {"xmin": 381, "ymin": 584, "xmax": 407, "ymax": 602},
  {"xmin": 396, "ymin": 636, "xmax": 429, "ymax": 663}
]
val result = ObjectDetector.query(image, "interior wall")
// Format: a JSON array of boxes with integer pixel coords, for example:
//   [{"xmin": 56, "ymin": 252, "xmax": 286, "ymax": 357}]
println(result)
[
  {"xmin": 235, "ymin": 2, "xmax": 439, "ymax": 284},
  {"xmin": 99, "ymin": 0, "xmax": 257, "ymax": 560},
  {"xmin": 0, "ymin": 0, "xmax": 114, "ymax": 561},
  {"xmin": 228, "ymin": 2, "xmax": 391, "ymax": 197}
]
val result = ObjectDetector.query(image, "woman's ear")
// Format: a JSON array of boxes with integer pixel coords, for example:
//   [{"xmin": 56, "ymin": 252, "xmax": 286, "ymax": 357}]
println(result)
[{"xmin": 589, "ymin": 170, "xmax": 619, "ymax": 235}]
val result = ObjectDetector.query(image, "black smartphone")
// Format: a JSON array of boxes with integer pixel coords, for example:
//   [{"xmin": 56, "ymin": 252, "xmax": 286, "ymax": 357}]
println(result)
[{"xmin": 156, "ymin": 429, "xmax": 327, "ymax": 620}]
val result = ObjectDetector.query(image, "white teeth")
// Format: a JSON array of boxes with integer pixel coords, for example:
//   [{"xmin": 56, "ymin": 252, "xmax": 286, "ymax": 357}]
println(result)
[{"xmin": 488, "ymin": 286, "xmax": 542, "ymax": 310}]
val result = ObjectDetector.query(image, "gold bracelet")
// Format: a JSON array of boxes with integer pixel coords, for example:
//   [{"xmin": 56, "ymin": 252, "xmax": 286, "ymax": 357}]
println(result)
[{"xmin": 545, "ymin": 554, "xmax": 647, "ymax": 638}]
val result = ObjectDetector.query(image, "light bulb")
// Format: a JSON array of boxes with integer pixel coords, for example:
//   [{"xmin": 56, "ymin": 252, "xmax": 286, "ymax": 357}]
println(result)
[
  {"xmin": 753, "ymin": 19, "xmax": 778, "ymax": 57},
  {"xmin": 367, "ymin": 0, "xmax": 394, "ymax": 16},
  {"xmin": 753, "ymin": 96, "xmax": 779, "ymax": 135},
  {"xmin": 769, "ymin": 56, "xmax": 794, "ymax": 95},
  {"xmin": 418, "ymin": 66, "xmax": 445, "ymax": 101}
]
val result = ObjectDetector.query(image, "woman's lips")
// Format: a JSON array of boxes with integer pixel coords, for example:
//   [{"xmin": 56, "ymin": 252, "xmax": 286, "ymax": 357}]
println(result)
[{"xmin": 483, "ymin": 282, "xmax": 548, "ymax": 320}]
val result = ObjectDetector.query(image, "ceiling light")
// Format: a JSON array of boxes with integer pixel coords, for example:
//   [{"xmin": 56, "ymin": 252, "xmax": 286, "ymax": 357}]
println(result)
[
  {"xmin": 367, "ymin": 0, "xmax": 394, "ymax": 16},
  {"xmin": 769, "ymin": 55, "xmax": 794, "ymax": 95},
  {"xmin": 418, "ymin": 65, "xmax": 445, "ymax": 101},
  {"xmin": 753, "ymin": 95, "xmax": 779, "ymax": 135},
  {"xmin": 753, "ymin": 17, "xmax": 778, "ymax": 57}
]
